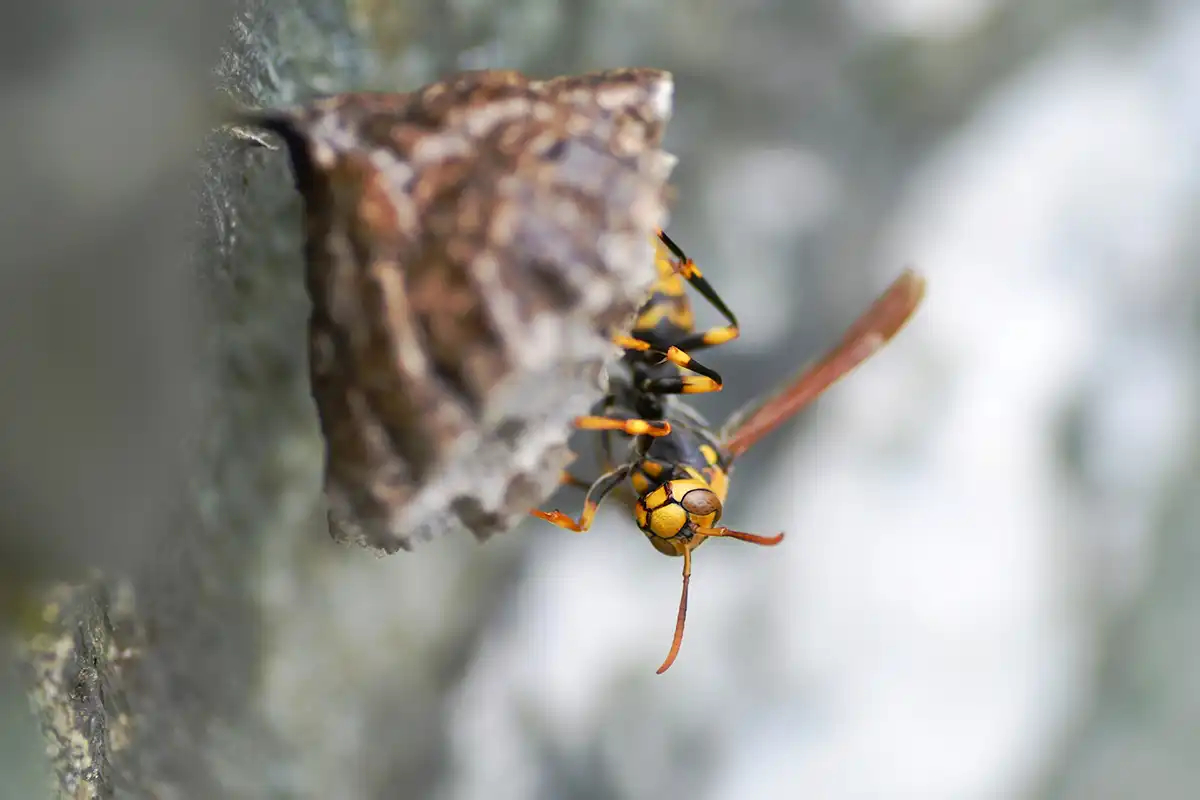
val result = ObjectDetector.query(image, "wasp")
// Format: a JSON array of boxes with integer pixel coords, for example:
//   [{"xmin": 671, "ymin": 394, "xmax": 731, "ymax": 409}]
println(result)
[{"xmin": 531, "ymin": 230, "xmax": 926, "ymax": 673}]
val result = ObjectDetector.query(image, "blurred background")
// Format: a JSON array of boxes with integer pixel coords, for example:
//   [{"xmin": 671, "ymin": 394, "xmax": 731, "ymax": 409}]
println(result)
[{"xmin": 3, "ymin": 0, "xmax": 1198, "ymax": 797}]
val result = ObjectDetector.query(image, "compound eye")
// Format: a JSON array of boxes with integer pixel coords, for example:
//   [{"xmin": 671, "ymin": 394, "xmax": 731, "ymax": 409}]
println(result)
[{"xmin": 681, "ymin": 488, "xmax": 721, "ymax": 519}]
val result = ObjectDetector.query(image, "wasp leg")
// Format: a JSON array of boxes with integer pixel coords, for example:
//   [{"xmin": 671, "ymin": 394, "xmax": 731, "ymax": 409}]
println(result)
[
  {"xmin": 662, "ymin": 325, "xmax": 740, "ymax": 354},
  {"xmin": 638, "ymin": 374, "xmax": 722, "ymax": 396},
  {"xmin": 614, "ymin": 334, "xmax": 725, "ymax": 397},
  {"xmin": 575, "ymin": 415, "xmax": 672, "ymax": 437},
  {"xmin": 657, "ymin": 229, "xmax": 741, "ymax": 353},
  {"xmin": 628, "ymin": 315, "xmax": 741, "ymax": 357},
  {"xmin": 531, "ymin": 464, "xmax": 633, "ymax": 532}
]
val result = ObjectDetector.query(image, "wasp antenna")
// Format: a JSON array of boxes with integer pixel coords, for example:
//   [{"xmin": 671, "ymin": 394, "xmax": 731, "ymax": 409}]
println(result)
[
  {"xmin": 693, "ymin": 526, "xmax": 785, "ymax": 547},
  {"xmin": 656, "ymin": 546, "xmax": 692, "ymax": 674}
]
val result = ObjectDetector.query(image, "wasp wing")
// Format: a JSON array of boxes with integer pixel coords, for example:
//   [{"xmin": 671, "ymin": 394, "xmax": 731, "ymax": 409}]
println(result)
[{"xmin": 720, "ymin": 269, "xmax": 926, "ymax": 460}]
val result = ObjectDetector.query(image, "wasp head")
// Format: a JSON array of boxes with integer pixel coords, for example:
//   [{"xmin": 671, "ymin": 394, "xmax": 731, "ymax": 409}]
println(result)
[{"xmin": 634, "ymin": 478, "xmax": 724, "ymax": 555}]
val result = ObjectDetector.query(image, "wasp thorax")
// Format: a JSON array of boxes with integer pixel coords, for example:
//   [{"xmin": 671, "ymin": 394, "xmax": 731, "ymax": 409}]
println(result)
[{"xmin": 680, "ymin": 487, "xmax": 721, "ymax": 519}]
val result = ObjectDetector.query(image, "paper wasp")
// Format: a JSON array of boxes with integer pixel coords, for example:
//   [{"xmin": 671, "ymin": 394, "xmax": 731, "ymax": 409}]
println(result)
[{"xmin": 531, "ymin": 230, "xmax": 926, "ymax": 673}]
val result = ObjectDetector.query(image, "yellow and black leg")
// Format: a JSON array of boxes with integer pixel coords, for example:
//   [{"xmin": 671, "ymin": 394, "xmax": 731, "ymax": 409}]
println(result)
[
  {"xmin": 574, "ymin": 414, "xmax": 672, "ymax": 437},
  {"xmin": 656, "ymin": 229, "xmax": 742, "ymax": 353},
  {"xmin": 638, "ymin": 373, "xmax": 721, "ymax": 397},
  {"xmin": 612, "ymin": 334, "xmax": 724, "ymax": 397},
  {"xmin": 555, "ymin": 392, "xmax": 651, "ymax": 491},
  {"xmin": 557, "ymin": 410, "xmax": 667, "ymax": 489},
  {"xmin": 531, "ymin": 464, "xmax": 633, "ymax": 532},
  {"xmin": 664, "ymin": 325, "xmax": 739, "ymax": 355}
]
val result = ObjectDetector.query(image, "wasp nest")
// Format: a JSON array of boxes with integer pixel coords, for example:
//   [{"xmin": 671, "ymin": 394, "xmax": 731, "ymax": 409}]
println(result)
[{"xmin": 238, "ymin": 68, "xmax": 676, "ymax": 553}]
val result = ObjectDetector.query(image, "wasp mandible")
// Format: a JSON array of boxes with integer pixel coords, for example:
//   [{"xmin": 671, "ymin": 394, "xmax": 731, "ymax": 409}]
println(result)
[{"xmin": 531, "ymin": 230, "xmax": 926, "ymax": 673}]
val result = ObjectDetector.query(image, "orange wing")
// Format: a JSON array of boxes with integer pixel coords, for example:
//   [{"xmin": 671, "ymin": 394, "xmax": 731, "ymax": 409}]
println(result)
[{"xmin": 720, "ymin": 269, "xmax": 926, "ymax": 460}]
